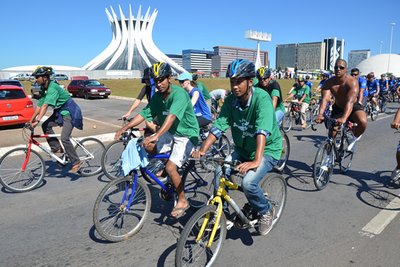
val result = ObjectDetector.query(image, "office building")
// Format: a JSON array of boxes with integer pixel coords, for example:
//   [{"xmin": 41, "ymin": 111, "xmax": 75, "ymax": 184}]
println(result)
[
  {"xmin": 348, "ymin": 49, "xmax": 371, "ymax": 70},
  {"xmin": 276, "ymin": 37, "xmax": 344, "ymax": 72},
  {"xmin": 182, "ymin": 49, "xmax": 214, "ymax": 73},
  {"xmin": 212, "ymin": 46, "xmax": 268, "ymax": 76}
]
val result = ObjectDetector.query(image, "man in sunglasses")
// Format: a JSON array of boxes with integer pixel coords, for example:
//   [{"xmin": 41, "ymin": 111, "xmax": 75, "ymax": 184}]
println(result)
[
  {"xmin": 350, "ymin": 68, "xmax": 367, "ymax": 107},
  {"xmin": 366, "ymin": 73, "xmax": 380, "ymax": 112},
  {"xmin": 316, "ymin": 59, "xmax": 367, "ymax": 152}
]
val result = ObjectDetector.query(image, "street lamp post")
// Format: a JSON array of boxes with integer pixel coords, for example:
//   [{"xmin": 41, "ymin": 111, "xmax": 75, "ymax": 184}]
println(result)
[
  {"xmin": 379, "ymin": 41, "xmax": 383, "ymax": 54},
  {"xmin": 388, "ymin": 22, "xmax": 396, "ymax": 73}
]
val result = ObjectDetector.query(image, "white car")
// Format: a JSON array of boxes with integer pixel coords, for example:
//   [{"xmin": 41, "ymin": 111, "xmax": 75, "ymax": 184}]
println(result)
[{"xmin": 9, "ymin": 73, "xmax": 34, "ymax": 81}]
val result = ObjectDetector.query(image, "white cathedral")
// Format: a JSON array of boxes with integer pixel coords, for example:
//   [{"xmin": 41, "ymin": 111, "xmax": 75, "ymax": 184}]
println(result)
[{"xmin": 83, "ymin": 4, "xmax": 185, "ymax": 73}]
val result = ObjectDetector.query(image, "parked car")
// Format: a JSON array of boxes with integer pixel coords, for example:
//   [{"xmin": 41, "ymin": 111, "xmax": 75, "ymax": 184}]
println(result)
[
  {"xmin": 30, "ymin": 82, "xmax": 42, "ymax": 99},
  {"xmin": 67, "ymin": 79, "xmax": 111, "ymax": 99},
  {"xmin": 0, "ymin": 79, "xmax": 24, "ymax": 88},
  {"xmin": 0, "ymin": 85, "xmax": 34, "ymax": 127},
  {"xmin": 71, "ymin": 76, "xmax": 89, "ymax": 80},
  {"xmin": 9, "ymin": 73, "xmax": 34, "ymax": 81},
  {"xmin": 53, "ymin": 74, "xmax": 69, "ymax": 80}
]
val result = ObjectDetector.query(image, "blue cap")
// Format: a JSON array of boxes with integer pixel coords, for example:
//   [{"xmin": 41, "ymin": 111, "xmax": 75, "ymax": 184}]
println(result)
[{"xmin": 176, "ymin": 72, "xmax": 193, "ymax": 81}]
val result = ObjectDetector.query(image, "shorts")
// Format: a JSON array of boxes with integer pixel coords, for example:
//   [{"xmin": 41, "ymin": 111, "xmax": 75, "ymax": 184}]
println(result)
[
  {"xmin": 156, "ymin": 131, "xmax": 194, "ymax": 168},
  {"xmin": 331, "ymin": 102, "xmax": 363, "ymax": 121}
]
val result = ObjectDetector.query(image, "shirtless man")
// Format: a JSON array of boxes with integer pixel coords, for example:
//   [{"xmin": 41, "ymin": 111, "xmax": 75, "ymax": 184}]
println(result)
[{"xmin": 316, "ymin": 59, "xmax": 367, "ymax": 152}]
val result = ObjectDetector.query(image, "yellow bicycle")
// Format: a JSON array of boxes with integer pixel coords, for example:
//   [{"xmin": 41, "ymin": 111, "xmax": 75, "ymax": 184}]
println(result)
[{"xmin": 175, "ymin": 158, "xmax": 287, "ymax": 267}]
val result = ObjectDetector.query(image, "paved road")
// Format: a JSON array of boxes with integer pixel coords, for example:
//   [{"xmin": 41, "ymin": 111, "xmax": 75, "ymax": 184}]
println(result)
[{"xmin": 1, "ymin": 98, "xmax": 400, "ymax": 267}]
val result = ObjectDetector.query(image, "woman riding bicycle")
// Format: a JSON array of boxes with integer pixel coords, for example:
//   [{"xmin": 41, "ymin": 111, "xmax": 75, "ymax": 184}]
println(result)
[{"xmin": 193, "ymin": 59, "xmax": 282, "ymax": 235}]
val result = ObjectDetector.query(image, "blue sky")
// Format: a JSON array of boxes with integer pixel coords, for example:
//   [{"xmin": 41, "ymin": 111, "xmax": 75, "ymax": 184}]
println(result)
[{"xmin": 1, "ymin": 0, "xmax": 399, "ymax": 70}]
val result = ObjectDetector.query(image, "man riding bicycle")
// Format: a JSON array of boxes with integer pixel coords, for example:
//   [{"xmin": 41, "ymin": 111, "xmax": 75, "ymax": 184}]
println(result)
[
  {"xmin": 316, "ymin": 59, "xmax": 367, "ymax": 152},
  {"xmin": 366, "ymin": 73, "xmax": 380, "ymax": 112},
  {"xmin": 115, "ymin": 62, "xmax": 199, "ymax": 218},
  {"xmin": 285, "ymin": 75, "xmax": 311, "ymax": 129},
  {"xmin": 350, "ymin": 68, "xmax": 367, "ymax": 107},
  {"xmin": 255, "ymin": 66, "xmax": 285, "ymax": 125},
  {"xmin": 29, "ymin": 66, "xmax": 83, "ymax": 173},
  {"xmin": 193, "ymin": 59, "xmax": 282, "ymax": 235}
]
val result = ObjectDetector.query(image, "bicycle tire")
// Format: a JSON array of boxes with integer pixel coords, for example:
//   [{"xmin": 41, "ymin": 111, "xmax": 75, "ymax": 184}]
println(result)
[
  {"xmin": 282, "ymin": 112, "xmax": 292, "ymax": 133},
  {"xmin": 339, "ymin": 133, "xmax": 354, "ymax": 173},
  {"xmin": 200, "ymin": 134, "xmax": 231, "ymax": 172},
  {"xmin": 275, "ymin": 131, "xmax": 290, "ymax": 172},
  {"xmin": 313, "ymin": 141, "xmax": 334, "ymax": 190},
  {"xmin": 101, "ymin": 140, "xmax": 125, "ymax": 180},
  {"xmin": 0, "ymin": 148, "xmax": 45, "ymax": 193},
  {"xmin": 183, "ymin": 163, "xmax": 214, "ymax": 209},
  {"xmin": 75, "ymin": 137, "xmax": 105, "ymax": 177},
  {"xmin": 93, "ymin": 176, "xmax": 150, "ymax": 242},
  {"xmin": 175, "ymin": 205, "xmax": 227, "ymax": 267},
  {"xmin": 305, "ymin": 109, "xmax": 312, "ymax": 129},
  {"xmin": 371, "ymin": 110, "xmax": 378, "ymax": 121},
  {"xmin": 261, "ymin": 173, "xmax": 287, "ymax": 229}
]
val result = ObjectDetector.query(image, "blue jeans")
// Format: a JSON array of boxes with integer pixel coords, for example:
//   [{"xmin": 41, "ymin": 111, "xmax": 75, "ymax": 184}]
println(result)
[
  {"xmin": 276, "ymin": 110, "xmax": 284, "ymax": 126},
  {"xmin": 226, "ymin": 151, "xmax": 278, "ymax": 215}
]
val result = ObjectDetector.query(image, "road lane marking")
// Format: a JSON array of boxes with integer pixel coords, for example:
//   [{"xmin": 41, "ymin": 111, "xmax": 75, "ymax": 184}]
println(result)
[
  {"xmin": 360, "ymin": 195, "xmax": 400, "ymax": 237},
  {"xmin": 82, "ymin": 117, "xmax": 121, "ymax": 128}
]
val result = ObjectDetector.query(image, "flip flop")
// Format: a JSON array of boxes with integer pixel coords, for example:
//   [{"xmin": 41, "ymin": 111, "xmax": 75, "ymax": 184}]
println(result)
[{"xmin": 170, "ymin": 204, "xmax": 190, "ymax": 219}]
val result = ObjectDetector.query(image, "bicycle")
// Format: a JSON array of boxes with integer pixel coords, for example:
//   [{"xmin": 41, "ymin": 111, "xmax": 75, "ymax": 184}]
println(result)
[
  {"xmin": 312, "ymin": 116, "xmax": 355, "ymax": 190},
  {"xmin": 199, "ymin": 123, "xmax": 232, "ymax": 172},
  {"xmin": 282, "ymin": 100, "xmax": 312, "ymax": 133},
  {"xmin": 92, "ymin": 137, "xmax": 214, "ymax": 242},
  {"xmin": 275, "ymin": 128, "xmax": 290, "ymax": 173},
  {"xmin": 364, "ymin": 99, "xmax": 378, "ymax": 121},
  {"xmin": 0, "ymin": 124, "xmax": 105, "ymax": 193},
  {"xmin": 175, "ymin": 158, "xmax": 287, "ymax": 266},
  {"xmin": 378, "ymin": 92, "xmax": 389, "ymax": 113}
]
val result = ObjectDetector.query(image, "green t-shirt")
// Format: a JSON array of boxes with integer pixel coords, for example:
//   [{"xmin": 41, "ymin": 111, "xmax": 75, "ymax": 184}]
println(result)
[
  {"xmin": 38, "ymin": 81, "xmax": 71, "ymax": 116},
  {"xmin": 254, "ymin": 80, "xmax": 285, "ymax": 114},
  {"xmin": 196, "ymin": 81, "xmax": 211, "ymax": 100},
  {"xmin": 140, "ymin": 84, "xmax": 199, "ymax": 145},
  {"xmin": 213, "ymin": 87, "xmax": 282, "ymax": 160},
  {"xmin": 293, "ymin": 85, "xmax": 311, "ymax": 104}
]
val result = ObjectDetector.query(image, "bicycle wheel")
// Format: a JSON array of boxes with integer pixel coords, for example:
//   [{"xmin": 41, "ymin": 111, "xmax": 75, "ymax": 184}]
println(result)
[
  {"xmin": 75, "ymin": 137, "xmax": 105, "ymax": 177},
  {"xmin": 93, "ymin": 176, "xmax": 150, "ymax": 242},
  {"xmin": 310, "ymin": 107, "xmax": 319, "ymax": 131},
  {"xmin": 175, "ymin": 205, "xmax": 227, "ymax": 267},
  {"xmin": 184, "ymin": 163, "xmax": 214, "ymax": 209},
  {"xmin": 305, "ymin": 108, "xmax": 312, "ymax": 129},
  {"xmin": 282, "ymin": 112, "xmax": 292, "ymax": 133},
  {"xmin": 101, "ymin": 140, "xmax": 125, "ymax": 180},
  {"xmin": 371, "ymin": 109, "xmax": 378, "ymax": 121},
  {"xmin": 0, "ymin": 148, "xmax": 45, "ymax": 193},
  {"xmin": 261, "ymin": 173, "xmax": 287, "ymax": 229},
  {"xmin": 200, "ymin": 135, "xmax": 231, "ymax": 172},
  {"xmin": 339, "ymin": 132, "xmax": 354, "ymax": 173},
  {"xmin": 313, "ymin": 142, "xmax": 334, "ymax": 190},
  {"xmin": 275, "ymin": 131, "xmax": 290, "ymax": 172}
]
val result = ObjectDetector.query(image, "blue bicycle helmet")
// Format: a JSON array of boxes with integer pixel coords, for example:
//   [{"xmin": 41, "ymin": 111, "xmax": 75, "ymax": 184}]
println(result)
[{"xmin": 226, "ymin": 59, "xmax": 255, "ymax": 79}]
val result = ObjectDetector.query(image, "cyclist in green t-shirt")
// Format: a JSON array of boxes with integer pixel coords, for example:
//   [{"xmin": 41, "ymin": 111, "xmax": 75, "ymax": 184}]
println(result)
[
  {"xmin": 255, "ymin": 67, "xmax": 285, "ymax": 125},
  {"xmin": 29, "ymin": 66, "xmax": 83, "ymax": 173},
  {"xmin": 193, "ymin": 59, "xmax": 282, "ymax": 236},
  {"xmin": 285, "ymin": 75, "xmax": 311, "ymax": 129},
  {"xmin": 115, "ymin": 62, "xmax": 199, "ymax": 218}
]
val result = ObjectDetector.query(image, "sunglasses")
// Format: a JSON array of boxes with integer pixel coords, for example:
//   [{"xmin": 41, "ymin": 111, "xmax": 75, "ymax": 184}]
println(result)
[
  {"xmin": 334, "ymin": 66, "xmax": 345, "ymax": 70},
  {"xmin": 350, "ymin": 73, "xmax": 359, "ymax": 76}
]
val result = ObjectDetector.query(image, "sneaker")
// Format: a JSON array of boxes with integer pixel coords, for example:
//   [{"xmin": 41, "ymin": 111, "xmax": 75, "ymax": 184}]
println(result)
[
  {"xmin": 347, "ymin": 135, "xmax": 362, "ymax": 152},
  {"xmin": 376, "ymin": 106, "xmax": 380, "ymax": 112},
  {"xmin": 391, "ymin": 169, "xmax": 400, "ymax": 183},
  {"xmin": 257, "ymin": 207, "xmax": 275, "ymax": 236}
]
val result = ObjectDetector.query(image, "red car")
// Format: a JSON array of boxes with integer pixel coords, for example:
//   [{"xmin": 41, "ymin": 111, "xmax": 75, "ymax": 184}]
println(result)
[
  {"xmin": 0, "ymin": 85, "xmax": 34, "ymax": 127},
  {"xmin": 67, "ymin": 79, "xmax": 111, "ymax": 99}
]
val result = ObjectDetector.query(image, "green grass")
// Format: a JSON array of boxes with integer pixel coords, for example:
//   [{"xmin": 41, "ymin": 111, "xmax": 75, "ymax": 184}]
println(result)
[{"xmin": 21, "ymin": 78, "xmax": 317, "ymax": 98}]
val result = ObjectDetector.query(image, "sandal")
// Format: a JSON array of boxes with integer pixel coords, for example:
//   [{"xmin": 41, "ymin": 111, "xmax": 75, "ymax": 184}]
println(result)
[
  {"xmin": 170, "ymin": 204, "xmax": 190, "ymax": 219},
  {"xmin": 69, "ymin": 161, "xmax": 81, "ymax": 174}
]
